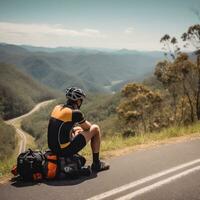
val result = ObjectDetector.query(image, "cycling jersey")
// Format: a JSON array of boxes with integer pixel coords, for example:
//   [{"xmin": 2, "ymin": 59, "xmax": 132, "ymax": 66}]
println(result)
[{"xmin": 48, "ymin": 104, "xmax": 85, "ymax": 152}]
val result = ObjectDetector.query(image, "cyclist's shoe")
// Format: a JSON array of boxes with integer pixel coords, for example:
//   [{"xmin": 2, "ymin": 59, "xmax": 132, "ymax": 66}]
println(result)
[{"xmin": 91, "ymin": 161, "xmax": 110, "ymax": 172}]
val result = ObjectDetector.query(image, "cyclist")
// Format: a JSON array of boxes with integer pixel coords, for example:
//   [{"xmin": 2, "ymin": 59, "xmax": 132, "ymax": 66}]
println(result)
[{"xmin": 47, "ymin": 87, "xmax": 109, "ymax": 172}]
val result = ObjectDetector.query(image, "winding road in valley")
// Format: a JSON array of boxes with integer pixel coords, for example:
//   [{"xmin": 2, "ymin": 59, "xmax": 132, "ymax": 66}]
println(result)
[{"xmin": 6, "ymin": 99, "xmax": 55, "ymax": 154}]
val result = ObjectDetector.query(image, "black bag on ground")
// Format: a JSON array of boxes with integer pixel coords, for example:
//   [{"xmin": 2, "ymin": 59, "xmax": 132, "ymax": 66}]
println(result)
[
  {"xmin": 13, "ymin": 149, "xmax": 91, "ymax": 181},
  {"xmin": 17, "ymin": 148, "xmax": 45, "ymax": 181},
  {"xmin": 61, "ymin": 154, "xmax": 87, "ymax": 178},
  {"xmin": 43, "ymin": 150, "xmax": 91, "ymax": 179}
]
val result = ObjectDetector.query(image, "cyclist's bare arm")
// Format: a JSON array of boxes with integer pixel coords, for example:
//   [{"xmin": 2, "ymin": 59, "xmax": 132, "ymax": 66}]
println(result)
[{"xmin": 80, "ymin": 120, "xmax": 91, "ymax": 131}]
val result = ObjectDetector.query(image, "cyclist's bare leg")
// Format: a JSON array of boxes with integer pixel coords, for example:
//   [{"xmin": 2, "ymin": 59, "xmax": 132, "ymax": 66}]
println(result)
[
  {"xmin": 80, "ymin": 124, "xmax": 100, "ymax": 153},
  {"xmin": 74, "ymin": 124, "xmax": 109, "ymax": 171}
]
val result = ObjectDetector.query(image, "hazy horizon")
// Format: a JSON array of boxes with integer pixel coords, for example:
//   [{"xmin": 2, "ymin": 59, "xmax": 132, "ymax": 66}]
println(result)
[{"xmin": 0, "ymin": 0, "xmax": 199, "ymax": 51}]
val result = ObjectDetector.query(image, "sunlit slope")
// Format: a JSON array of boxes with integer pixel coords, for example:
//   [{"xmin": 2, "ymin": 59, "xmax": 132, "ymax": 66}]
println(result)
[
  {"xmin": 0, "ymin": 63, "xmax": 55, "ymax": 120},
  {"xmin": 0, "ymin": 44, "xmax": 163, "ymax": 92}
]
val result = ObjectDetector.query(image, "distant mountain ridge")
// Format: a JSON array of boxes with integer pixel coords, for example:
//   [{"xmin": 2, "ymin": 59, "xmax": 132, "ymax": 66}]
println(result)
[
  {"xmin": 20, "ymin": 44, "xmax": 164, "ymax": 57},
  {"xmin": 0, "ymin": 43, "xmax": 164, "ymax": 92}
]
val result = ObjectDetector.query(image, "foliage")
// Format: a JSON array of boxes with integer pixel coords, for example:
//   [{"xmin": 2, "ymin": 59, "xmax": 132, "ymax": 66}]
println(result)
[
  {"xmin": 181, "ymin": 24, "xmax": 200, "ymax": 119},
  {"xmin": 158, "ymin": 24, "xmax": 200, "ymax": 122},
  {"xmin": 0, "ymin": 43, "xmax": 163, "ymax": 93},
  {"xmin": 117, "ymin": 83, "xmax": 165, "ymax": 134},
  {"xmin": 142, "ymin": 75, "xmax": 164, "ymax": 90},
  {"xmin": 181, "ymin": 24, "xmax": 200, "ymax": 49},
  {"xmin": 160, "ymin": 34, "xmax": 181, "ymax": 60},
  {"xmin": 82, "ymin": 93, "xmax": 121, "ymax": 136},
  {"xmin": 0, "ymin": 119, "xmax": 16, "ymax": 160},
  {"xmin": 155, "ymin": 54, "xmax": 198, "ymax": 123},
  {"xmin": 82, "ymin": 93, "xmax": 120, "ymax": 122},
  {"xmin": 0, "ymin": 63, "xmax": 56, "ymax": 120}
]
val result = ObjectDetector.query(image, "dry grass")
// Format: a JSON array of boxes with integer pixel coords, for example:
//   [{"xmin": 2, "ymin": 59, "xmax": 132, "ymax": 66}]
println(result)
[{"xmin": 81, "ymin": 122, "xmax": 200, "ymax": 161}]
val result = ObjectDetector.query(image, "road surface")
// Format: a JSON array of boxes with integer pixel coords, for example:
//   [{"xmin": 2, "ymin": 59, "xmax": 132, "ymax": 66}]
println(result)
[
  {"xmin": 0, "ymin": 137, "xmax": 200, "ymax": 200},
  {"xmin": 5, "ymin": 99, "xmax": 55, "ymax": 154}
]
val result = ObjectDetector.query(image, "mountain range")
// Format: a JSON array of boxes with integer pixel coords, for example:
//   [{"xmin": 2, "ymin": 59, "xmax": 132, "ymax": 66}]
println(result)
[{"xmin": 0, "ymin": 43, "xmax": 164, "ymax": 92}]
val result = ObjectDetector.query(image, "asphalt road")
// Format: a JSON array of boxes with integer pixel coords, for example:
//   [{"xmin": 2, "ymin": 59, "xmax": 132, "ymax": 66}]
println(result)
[
  {"xmin": 1, "ymin": 137, "xmax": 200, "ymax": 200},
  {"xmin": 5, "ymin": 99, "xmax": 55, "ymax": 154}
]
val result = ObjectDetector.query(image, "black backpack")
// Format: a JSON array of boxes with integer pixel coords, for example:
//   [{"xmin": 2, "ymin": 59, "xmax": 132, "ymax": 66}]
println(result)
[
  {"xmin": 17, "ymin": 149, "xmax": 45, "ymax": 181},
  {"xmin": 43, "ymin": 150, "xmax": 90, "ymax": 179},
  {"xmin": 13, "ymin": 149, "xmax": 91, "ymax": 181}
]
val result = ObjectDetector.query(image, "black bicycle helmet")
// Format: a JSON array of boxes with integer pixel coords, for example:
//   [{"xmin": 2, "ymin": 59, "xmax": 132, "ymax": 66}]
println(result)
[{"xmin": 65, "ymin": 87, "xmax": 86, "ymax": 101}]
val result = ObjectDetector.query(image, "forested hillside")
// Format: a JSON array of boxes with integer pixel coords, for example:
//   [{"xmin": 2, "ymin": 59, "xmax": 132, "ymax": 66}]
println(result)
[
  {"xmin": 0, "ymin": 63, "xmax": 56, "ymax": 120},
  {"xmin": 0, "ymin": 43, "xmax": 163, "ymax": 92}
]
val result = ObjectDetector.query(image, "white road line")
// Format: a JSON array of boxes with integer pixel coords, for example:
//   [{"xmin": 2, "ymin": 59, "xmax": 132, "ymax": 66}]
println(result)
[
  {"xmin": 86, "ymin": 158, "xmax": 200, "ymax": 200},
  {"xmin": 116, "ymin": 165, "xmax": 200, "ymax": 200}
]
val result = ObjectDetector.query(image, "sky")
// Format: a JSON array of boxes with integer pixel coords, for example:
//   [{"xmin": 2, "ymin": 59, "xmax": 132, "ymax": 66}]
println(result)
[{"xmin": 0, "ymin": 0, "xmax": 199, "ymax": 51}]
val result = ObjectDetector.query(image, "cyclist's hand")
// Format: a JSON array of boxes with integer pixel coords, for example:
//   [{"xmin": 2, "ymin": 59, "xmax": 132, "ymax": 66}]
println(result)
[{"xmin": 72, "ymin": 126, "xmax": 84, "ymax": 138}]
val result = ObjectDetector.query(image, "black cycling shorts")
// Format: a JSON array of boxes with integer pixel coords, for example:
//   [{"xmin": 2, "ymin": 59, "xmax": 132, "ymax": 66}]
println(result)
[{"xmin": 57, "ymin": 133, "xmax": 86, "ymax": 157}]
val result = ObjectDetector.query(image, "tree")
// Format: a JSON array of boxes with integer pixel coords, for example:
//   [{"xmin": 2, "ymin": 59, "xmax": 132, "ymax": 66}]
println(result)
[
  {"xmin": 155, "ymin": 53, "xmax": 197, "ymax": 123},
  {"xmin": 117, "ymin": 83, "xmax": 163, "ymax": 134},
  {"xmin": 160, "ymin": 34, "xmax": 181, "ymax": 60},
  {"xmin": 181, "ymin": 24, "xmax": 200, "ymax": 119},
  {"xmin": 155, "ymin": 60, "xmax": 178, "ymax": 120}
]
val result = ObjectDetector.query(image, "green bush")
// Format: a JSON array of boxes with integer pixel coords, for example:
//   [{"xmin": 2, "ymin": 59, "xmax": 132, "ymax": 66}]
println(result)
[{"xmin": 0, "ymin": 119, "xmax": 16, "ymax": 160}]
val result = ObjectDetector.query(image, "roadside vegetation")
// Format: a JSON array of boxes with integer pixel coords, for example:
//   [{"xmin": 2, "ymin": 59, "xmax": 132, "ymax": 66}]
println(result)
[
  {"xmin": 116, "ymin": 24, "xmax": 200, "ymax": 136},
  {"xmin": 0, "ymin": 119, "xmax": 17, "ymax": 177},
  {"xmin": 0, "ymin": 119, "xmax": 16, "ymax": 160},
  {"xmin": 0, "ymin": 63, "xmax": 56, "ymax": 120},
  {"xmin": 81, "ymin": 122, "xmax": 200, "ymax": 159},
  {"xmin": 0, "ymin": 156, "xmax": 16, "ymax": 178}
]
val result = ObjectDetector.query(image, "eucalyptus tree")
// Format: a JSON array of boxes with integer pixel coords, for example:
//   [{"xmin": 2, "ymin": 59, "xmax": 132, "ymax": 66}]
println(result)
[
  {"xmin": 160, "ymin": 34, "xmax": 181, "ymax": 60},
  {"xmin": 117, "ymin": 83, "xmax": 163, "ymax": 134},
  {"xmin": 155, "ymin": 53, "xmax": 197, "ymax": 123},
  {"xmin": 182, "ymin": 24, "xmax": 200, "ymax": 119}
]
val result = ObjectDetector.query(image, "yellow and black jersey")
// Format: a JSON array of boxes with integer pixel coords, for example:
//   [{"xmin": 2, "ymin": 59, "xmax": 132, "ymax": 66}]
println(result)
[{"xmin": 47, "ymin": 104, "xmax": 85, "ymax": 152}]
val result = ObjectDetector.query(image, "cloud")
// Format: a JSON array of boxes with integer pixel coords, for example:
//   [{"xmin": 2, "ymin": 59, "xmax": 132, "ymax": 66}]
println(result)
[
  {"xmin": 0, "ymin": 22, "xmax": 106, "ymax": 45},
  {"xmin": 0, "ymin": 22, "xmax": 162, "ymax": 50},
  {"xmin": 83, "ymin": 28, "xmax": 100, "ymax": 34},
  {"xmin": 124, "ymin": 27, "xmax": 134, "ymax": 34},
  {"xmin": 0, "ymin": 22, "xmax": 106, "ymax": 37}
]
